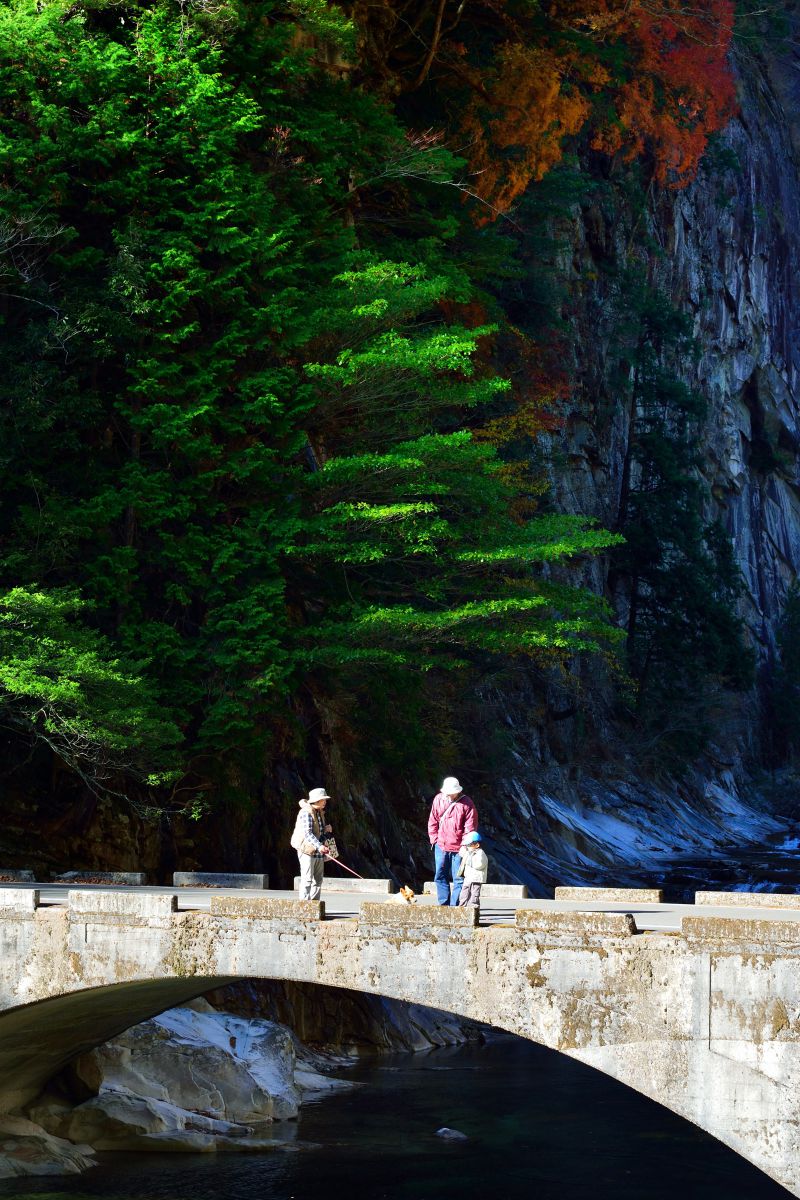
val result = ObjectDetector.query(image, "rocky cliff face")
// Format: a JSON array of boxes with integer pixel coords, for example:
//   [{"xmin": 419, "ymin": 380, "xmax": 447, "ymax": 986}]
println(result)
[
  {"xmin": 683, "ymin": 40, "xmax": 800, "ymax": 653},
  {"xmin": 452, "ymin": 33, "xmax": 800, "ymax": 895},
  {"xmin": 560, "ymin": 35, "xmax": 800, "ymax": 662}
]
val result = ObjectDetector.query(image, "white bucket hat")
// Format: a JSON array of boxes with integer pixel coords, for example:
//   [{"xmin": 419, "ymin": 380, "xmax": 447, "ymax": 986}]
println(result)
[
  {"xmin": 441, "ymin": 776, "xmax": 462, "ymax": 796},
  {"xmin": 308, "ymin": 787, "xmax": 331, "ymax": 804}
]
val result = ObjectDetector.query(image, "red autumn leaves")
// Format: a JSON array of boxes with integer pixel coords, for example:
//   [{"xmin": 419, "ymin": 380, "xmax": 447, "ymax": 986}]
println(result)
[{"xmin": 355, "ymin": 0, "xmax": 736, "ymax": 213}]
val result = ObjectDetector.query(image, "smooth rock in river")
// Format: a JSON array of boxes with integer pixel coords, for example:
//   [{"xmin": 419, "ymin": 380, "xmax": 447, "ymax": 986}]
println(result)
[
  {"xmin": 435, "ymin": 1127, "xmax": 469, "ymax": 1141},
  {"xmin": 52, "ymin": 1093, "xmax": 287, "ymax": 1153},
  {"xmin": 0, "ymin": 1114, "xmax": 96, "ymax": 1179},
  {"xmin": 29, "ymin": 1000, "xmax": 351, "ymax": 1153}
]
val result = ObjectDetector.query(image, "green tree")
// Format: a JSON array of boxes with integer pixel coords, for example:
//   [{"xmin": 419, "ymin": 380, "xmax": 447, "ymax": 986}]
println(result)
[
  {"xmin": 292, "ymin": 260, "xmax": 619, "ymax": 669},
  {"xmin": 0, "ymin": 0, "xmax": 620, "ymax": 800},
  {"xmin": 0, "ymin": 587, "xmax": 180, "ymax": 790}
]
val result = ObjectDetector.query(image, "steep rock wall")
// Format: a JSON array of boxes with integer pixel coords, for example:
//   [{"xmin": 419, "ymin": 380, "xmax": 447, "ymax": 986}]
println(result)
[
  {"xmin": 446, "ymin": 34, "xmax": 800, "ymax": 895},
  {"xmin": 559, "ymin": 37, "xmax": 800, "ymax": 659}
]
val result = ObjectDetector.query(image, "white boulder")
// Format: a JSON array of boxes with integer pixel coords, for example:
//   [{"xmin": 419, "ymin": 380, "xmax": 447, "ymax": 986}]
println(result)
[{"xmin": 29, "ymin": 999, "xmax": 351, "ymax": 1153}]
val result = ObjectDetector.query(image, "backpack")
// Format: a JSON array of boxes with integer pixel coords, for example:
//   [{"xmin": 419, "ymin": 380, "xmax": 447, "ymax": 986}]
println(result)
[
  {"xmin": 290, "ymin": 808, "xmax": 323, "ymax": 856},
  {"xmin": 290, "ymin": 815, "xmax": 305, "ymax": 852}
]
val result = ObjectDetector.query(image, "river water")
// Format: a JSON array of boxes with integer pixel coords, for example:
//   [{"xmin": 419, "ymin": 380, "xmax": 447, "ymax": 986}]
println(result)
[{"xmin": 3, "ymin": 1034, "xmax": 789, "ymax": 1200}]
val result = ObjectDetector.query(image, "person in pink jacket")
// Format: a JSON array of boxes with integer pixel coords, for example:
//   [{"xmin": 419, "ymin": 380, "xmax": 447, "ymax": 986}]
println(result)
[{"xmin": 427, "ymin": 776, "xmax": 478, "ymax": 905}]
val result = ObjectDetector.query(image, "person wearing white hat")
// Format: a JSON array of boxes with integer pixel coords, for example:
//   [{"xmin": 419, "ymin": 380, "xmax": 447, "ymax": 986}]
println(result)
[
  {"xmin": 427, "ymin": 776, "xmax": 478, "ymax": 905},
  {"xmin": 291, "ymin": 787, "xmax": 333, "ymax": 900}
]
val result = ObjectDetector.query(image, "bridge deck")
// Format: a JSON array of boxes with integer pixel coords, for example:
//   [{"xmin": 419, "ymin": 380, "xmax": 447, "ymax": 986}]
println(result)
[{"xmin": 5, "ymin": 882, "xmax": 800, "ymax": 932}]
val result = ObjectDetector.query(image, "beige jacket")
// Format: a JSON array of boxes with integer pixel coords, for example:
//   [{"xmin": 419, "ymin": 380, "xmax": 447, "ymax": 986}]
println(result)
[
  {"xmin": 291, "ymin": 800, "xmax": 326, "ymax": 857},
  {"xmin": 458, "ymin": 846, "xmax": 489, "ymax": 884}
]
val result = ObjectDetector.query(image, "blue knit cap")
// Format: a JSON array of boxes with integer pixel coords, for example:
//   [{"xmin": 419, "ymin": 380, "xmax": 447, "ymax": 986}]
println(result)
[{"xmin": 463, "ymin": 831, "xmax": 481, "ymax": 844}]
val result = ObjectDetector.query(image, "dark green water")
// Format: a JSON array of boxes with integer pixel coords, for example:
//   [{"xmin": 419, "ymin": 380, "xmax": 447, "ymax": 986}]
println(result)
[{"xmin": 2, "ymin": 1035, "xmax": 790, "ymax": 1200}]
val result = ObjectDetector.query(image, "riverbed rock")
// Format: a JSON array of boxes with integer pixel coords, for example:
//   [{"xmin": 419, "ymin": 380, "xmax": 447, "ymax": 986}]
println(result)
[
  {"xmin": 435, "ymin": 1127, "xmax": 469, "ymax": 1141},
  {"xmin": 0, "ymin": 1114, "xmax": 95, "ymax": 1178},
  {"xmin": 210, "ymin": 979, "xmax": 485, "ymax": 1053},
  {"xmin": 53, "ymin": 1093, "xmax": 281, "ymax": 1152},
  {"xmin": 29, "ymin": 1000, "xmax": 352, "ymax": 1153}
]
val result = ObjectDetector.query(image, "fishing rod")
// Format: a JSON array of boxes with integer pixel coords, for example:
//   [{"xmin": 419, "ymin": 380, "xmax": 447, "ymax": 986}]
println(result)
[{"xmin": 326, "ymin": 852, "xmax": 364, "ymax": 880}]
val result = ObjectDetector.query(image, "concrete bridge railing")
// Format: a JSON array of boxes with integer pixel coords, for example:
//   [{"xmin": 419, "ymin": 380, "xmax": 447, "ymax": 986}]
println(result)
[{"xmin": 2, "ymin": 888, "xmax": 800, "ymax": 1195}]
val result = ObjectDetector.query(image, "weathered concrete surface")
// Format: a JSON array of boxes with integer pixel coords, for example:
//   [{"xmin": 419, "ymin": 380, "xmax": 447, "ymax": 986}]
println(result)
[
  {"xmin": 423, "ymin": 882, "xmax": 529, "ymax": 899},
  {"xmin": 554, "ymin": 886, "xmax": 663, "ymax": 904},
  {"xmin": 515, "ymin": 909, "xmax": 637, "ymax": 936},
  {"xmin": 3, "ymin": 893, "xmax": 800, "ymax": 1194},
  {"xmin": 209, "ymin": 897, "xmax": 323, "ymax": 921},
  {"xmin": 0, "ymin": 888, "xmax": 38, "ymax": 915},
  {"xmin": 359, "ymin": 902, "xmax": 478, "ymax": 928},
  {"xmin": 683, "ymin": 913, "xmax": 800, "ymax": 945},
  {"xmin": 56, "ymin": 872, "xmax": 147, "ymax": 886},
  {"xmin": 67, "ymin": 890, "xmax": 176, "ymax": 922},
  {"xmin": 696, "ymin": 891, "xmax": 800, "ymax": 910},
  {"xmin": 294, "ymin": 877, "xmax": 395, "ymax": 894},
  {"xmin": 174, "ymin": 873, "xmax": 268, "ymax": 890}
]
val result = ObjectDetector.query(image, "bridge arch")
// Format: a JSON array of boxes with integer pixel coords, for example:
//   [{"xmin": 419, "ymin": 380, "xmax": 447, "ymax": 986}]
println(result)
[{"xmin": 1, "ymin": 890, "xmax": 799, "ymax": 1195}]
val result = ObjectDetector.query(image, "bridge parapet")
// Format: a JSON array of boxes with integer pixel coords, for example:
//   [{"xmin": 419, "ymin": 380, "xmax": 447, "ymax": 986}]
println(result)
[
  {"xmin": 209, "ymin": 896, "xmax": 323, "ymax": 921},
  {"xmin": 682, "ymin": 913, "xmax": 800, "ymax": 945},
  {"xmin": 554, "ymin": 885, "xmax": 663, "ymax": 903},
  {"xmin": 68, "ymin": 890, "xmax": 176, "ymax": 927},
  {"xmin": 516, "ymin": 909, "xmax": 637, "ymax": 937},
  {"xmin": 295, "ymin": 877, "xmax": 395, "ymax": 894},
  {"xmin": 422, "ymin": 882, "xmax": 529, "ymax": 899},
  {"xmin": 695, "ymin": 890, "xmax": 800, "ymax": 910},
  {"xmin": 0, "ymin": 889, "xmax": 38, "ymax": 916},
  {"xmin": 174, "ymin": 872, "xmax": 269, "ymax": 889},
  {"xmin": 359, "ymin": 902, "xmax": 477, "ymax": 929}
]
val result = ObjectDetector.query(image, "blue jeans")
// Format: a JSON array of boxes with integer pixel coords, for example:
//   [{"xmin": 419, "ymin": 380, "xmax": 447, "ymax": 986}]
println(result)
[{"xmin": 433, "ymin": 844, "xmax": 463, "ymax": 906}]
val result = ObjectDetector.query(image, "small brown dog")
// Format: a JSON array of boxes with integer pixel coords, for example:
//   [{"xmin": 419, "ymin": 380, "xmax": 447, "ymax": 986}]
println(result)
[{"xmin": 391, "ymin": 885, "xmax": 416, "ymax": 904}]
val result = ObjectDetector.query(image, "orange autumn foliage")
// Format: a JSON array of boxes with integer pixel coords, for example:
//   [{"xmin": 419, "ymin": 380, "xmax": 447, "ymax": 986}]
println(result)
[
  {"xmin": 437, "ymin": 297, "xmax": 563, "ymax": 465},
  {"xmin": 350, "ymin": 0, "xmax": 736, "ymax": 212},
  {"xmin": 459, "ymin": 42, "xmax": 592, "ymax": 216},
  {"xmin": 475, "ymin": 365, "xmax": 564, "ymax": 520},
  {"xmin": 474, "ymin": 330, "xmax": 566, "ymax": 454}
]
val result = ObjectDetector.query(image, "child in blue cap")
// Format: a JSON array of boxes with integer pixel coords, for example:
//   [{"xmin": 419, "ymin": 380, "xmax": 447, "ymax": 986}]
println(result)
[{"xmin": 457, "ymin": 831, "xmax": 488, "ymax": 907}]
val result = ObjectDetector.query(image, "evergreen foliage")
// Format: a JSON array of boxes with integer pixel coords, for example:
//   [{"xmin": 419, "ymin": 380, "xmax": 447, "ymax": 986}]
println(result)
[
  {"xmin": 0, "ymin": 0, "xmax": 621, "ymax": 798},
  {"xmin": 0, "ymin": 586, "xmax": 180, "ymax": 787}
]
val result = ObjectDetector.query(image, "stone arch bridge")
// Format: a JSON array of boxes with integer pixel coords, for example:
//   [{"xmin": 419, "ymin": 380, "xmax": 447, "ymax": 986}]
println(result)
[{"xmin": 2, "ymin": 887, "xmax": 800, "ymax": 1195}]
